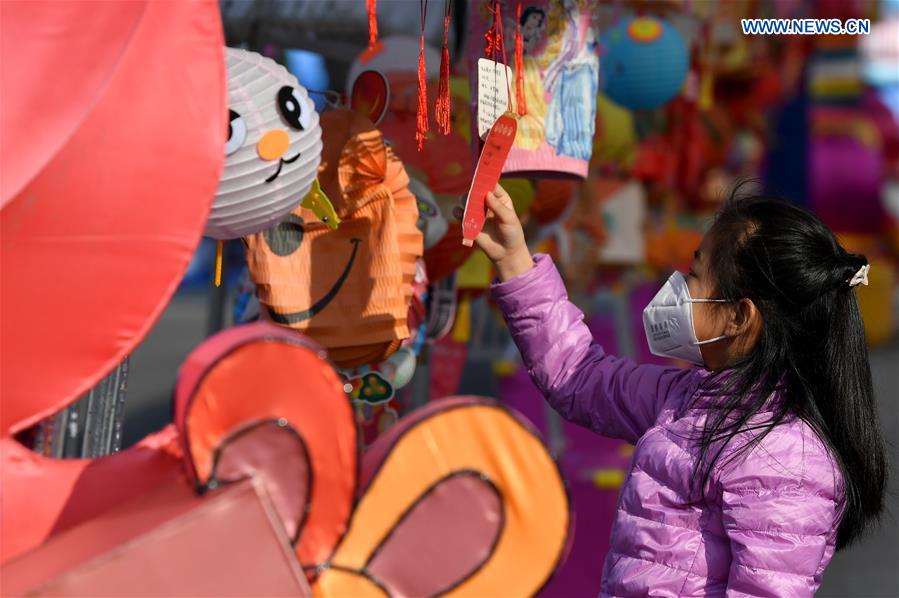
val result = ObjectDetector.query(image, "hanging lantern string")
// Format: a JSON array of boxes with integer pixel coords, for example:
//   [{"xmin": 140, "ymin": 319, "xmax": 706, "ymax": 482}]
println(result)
[
  {"xmin": 366, "ymin": 0, "xmax": 379, "ymax": 51},
  {"xmin": 214, "ymin": 240, "xmax": 224, "ymax": 287},
  {"xmin": 514, "ymin": 0, "xmax": 527, "ymax": 116},
  {"xmin": 493, "ymin": 1, "xmax": 513, "ymax": 114},
  {"xmin": 416, "ymin": 0, "xmax": 430, "ymax": 150},
  {"xmin": 435, "ymin": 0, "xmax": 453, "ymax": 135},
  {"xmin": 306, "ymin": 88, "xmax": 344, "ymax": 108}
]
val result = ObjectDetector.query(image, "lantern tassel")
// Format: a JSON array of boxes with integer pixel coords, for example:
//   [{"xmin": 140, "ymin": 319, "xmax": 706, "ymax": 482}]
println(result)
[
  {"xmin": 214, "ymin": 240, "xmax": 224, "ymax": 288},
  {"xmin": 416, "ymin": 0, "xmax": 430, "ymax": 151},
  {"xmin": 366, "ymin": 0, "xmax": 378, "ymax": 51},
  {"xmin": 514, "ymin": 0, "xmax": 526, "ymax": 116},
  {"xmin": 436, "ymin": 10, "xmax": 452, "ymax": 135}
]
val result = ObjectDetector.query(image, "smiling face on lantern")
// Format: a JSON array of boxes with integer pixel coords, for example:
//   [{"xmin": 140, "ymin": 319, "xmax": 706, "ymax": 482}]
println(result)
[
  {"xmin": 243, "ymin": 110, "xmax": 424, "ymax": 369},
  {"xmin": 206, "ymin": 48, "xmax": 323, "ymax": 240}
]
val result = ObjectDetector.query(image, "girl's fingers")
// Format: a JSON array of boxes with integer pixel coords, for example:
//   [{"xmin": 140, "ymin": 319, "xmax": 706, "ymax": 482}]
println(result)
[
  {"xmin": 492, "ymin": 183, "xmax": 514, "ymax": 208},
  {"xmin": 485, "ymin": 191, "xmax": 517, "ymax": 224}
]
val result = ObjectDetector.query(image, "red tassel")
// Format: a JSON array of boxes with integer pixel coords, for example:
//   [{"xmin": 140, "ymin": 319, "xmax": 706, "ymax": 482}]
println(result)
[
  {"xmin": 485, "ymin": 28, "xmax": 496, "ymax": 59},
  {"xmin": 366, "ymin": 0, "xmax": 378, "ymax": 50},
  {"xmin": 514, "ymin": 0, "xmax": 526, "ymax": 116},
  {"xmin": 416, "ymin": 44, "xmax": 429, "ymax": 150},
  {"xmin": 416, "ymin": 0, "xmax": 430, "ymax": 151},
  {"xmin": 436, "ymin": 8, "xmax": 452, "ymax": 135}
]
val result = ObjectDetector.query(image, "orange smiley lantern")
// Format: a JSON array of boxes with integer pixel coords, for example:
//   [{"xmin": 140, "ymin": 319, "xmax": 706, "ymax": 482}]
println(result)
[{"xmin": 244, "ymin": 110, "xmax": 423, "ymax": 368}]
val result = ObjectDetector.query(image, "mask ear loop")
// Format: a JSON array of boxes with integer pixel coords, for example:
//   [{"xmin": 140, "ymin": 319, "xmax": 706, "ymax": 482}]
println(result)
[{"xmin": 686, "ymin": 298, "xmax": 730, "ymax": 346}]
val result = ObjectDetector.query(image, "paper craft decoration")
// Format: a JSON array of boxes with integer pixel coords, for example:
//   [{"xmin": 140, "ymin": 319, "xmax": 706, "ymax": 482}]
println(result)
[
  {"xmin": 244, "ymin": 110, "xmax": 423, "ymax": 368},
  {"xmin": 312, "ymin": 397, "xmax": 570, "ymax": 596},
  {"xmin": 467, "ymin": 0, "xmax": 599, "ymax": 179},
  {"xmin": 602, "ymin": 16, "xmax": 688, "ymax": 110},
  {"xmin": 462, "ymin": 112, "xmax": 518, "ymax": 246},
  {"xmin": 1, "ymin": 322, "xmax": 356, "ymax": 571},
  {"xmin": 0, "ymin": 0, "xmax": 226, "ymax": 431},
  {"xmin": 2, "ymin": 479, "xmax": 312, "ymax": 597},
  {"xmin": 206, "ymin": 48, "xmax": 323, "ymax": 240},
  {"xmin": 4, "ymin": 324, "xmax": 572, "ymax": 596}
]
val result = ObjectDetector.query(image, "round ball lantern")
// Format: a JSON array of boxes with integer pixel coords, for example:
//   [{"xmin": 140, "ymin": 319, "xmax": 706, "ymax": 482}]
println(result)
[
  {"xmin": 602, "ymin": 17, "xmax": 688, "ymax": 110},
  {"xmin": 206, "ymin": 48, "xmax": 323, "ymax": 240}
]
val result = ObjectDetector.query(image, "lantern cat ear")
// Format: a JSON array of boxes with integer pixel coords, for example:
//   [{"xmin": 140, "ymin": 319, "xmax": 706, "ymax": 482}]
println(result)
[
  {"xmin": 312, "ymin": 397, "xmax": 570, "ymax": 597},
  {"xmin": 301, "ymin": 179, "xmax": 341, "ymax": 230},
  {"xmin": 173, "ymin": 322, "xmax": 357, "ymax": 568}
]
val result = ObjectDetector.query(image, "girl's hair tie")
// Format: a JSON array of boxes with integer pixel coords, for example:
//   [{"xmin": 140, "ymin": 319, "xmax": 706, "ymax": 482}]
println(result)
[{"xmin": 849, "ymin": 263, "xmax": 870, "ymax": 288}]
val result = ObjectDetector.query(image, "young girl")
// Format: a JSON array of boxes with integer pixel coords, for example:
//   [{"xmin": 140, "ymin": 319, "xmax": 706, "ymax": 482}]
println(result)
[{"xmin": 469, "ymin": 185, "xmax": 887, "ymax": 596}]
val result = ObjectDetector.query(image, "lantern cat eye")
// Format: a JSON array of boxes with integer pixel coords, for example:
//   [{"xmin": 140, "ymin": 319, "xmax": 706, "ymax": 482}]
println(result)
[
  {"xmin": 277, "ymin": 86, "xmax": 311, "ymax": 131},
  {"xmin": 225, "ymin": 109, "xmax": 246, "ymax": 156}
]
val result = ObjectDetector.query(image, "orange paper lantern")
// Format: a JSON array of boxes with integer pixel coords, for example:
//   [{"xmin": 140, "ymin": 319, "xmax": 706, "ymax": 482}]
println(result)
[{"xmin": 245, "ymin": 111, "xmax": 423, "ymax": 368}]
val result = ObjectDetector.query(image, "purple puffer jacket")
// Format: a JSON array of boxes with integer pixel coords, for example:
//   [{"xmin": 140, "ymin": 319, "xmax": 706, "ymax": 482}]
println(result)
[{"xmin": 492, "ymin": 255, "xmax": 843, "ymax": 597}]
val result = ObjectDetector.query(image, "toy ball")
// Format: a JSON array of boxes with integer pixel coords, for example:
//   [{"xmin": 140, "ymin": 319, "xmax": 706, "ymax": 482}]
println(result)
[
  {"xmin": 207, "ymin": 48, "xmax": 323, "ymax": 240},
  {"xmin": 602, "ymin": 17, "xmax": 688, "ymax": 110}
]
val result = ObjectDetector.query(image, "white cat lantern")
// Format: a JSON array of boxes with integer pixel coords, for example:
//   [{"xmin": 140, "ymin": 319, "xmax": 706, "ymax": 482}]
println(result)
[{"xmin": 206, "ymin": 48, "xmax": 323, "ymax": 240}]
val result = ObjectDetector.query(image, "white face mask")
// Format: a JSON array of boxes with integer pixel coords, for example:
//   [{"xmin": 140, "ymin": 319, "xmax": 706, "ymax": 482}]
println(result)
[{"xmin": 642, "ymin": 271, "xmax": 729, "ymax": 367}]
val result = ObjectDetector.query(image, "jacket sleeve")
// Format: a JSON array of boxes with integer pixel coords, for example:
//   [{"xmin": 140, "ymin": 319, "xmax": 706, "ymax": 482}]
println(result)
[
  {"xmin": 717, "ymin": 428, "xmax": 842, "ymax": 597},
  {"xmin": 491, "ymin": 254, "xmax": 695, "ymax": 444}
]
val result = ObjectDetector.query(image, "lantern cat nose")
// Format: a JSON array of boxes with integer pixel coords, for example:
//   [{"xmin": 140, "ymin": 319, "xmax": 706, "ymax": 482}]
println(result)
[{"xmin": 257, "ymin": 129, "xmax": 290, "ymax": 161}]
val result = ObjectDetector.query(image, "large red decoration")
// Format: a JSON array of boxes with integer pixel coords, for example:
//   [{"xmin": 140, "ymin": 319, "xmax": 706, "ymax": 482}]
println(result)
[{"xmin": 0, "ymin": 1, "xmax": 227, "ymax": 432}]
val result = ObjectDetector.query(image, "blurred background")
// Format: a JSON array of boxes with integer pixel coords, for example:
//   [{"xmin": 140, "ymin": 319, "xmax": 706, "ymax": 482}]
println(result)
[{"xmin": 36, "ymin": 0, "xmax": 899, "ymax": 595}]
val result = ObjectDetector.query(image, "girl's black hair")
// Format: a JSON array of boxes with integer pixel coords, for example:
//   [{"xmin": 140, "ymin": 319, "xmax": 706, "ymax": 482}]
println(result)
[
  {"xmin": 695, "ymin": 186, "xmax": 886, "ymax": 550},
  {"xmin": 520, "ymin": 6, "xmax": 546, "ymax": 26}
]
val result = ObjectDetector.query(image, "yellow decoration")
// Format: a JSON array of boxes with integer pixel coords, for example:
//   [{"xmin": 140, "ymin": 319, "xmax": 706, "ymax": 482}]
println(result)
[
  {"xmin": 592, "ymin": 94, "xmax": 637, "ymax": 170},
  {"xmin": 214, "ymin": 240, "xmax": 224, "ymax": 287},
  {"xmin": 591, "ymin": 468, "xmax": 626, "ymax": 489},
  {"xmin": 301, "ymin": 178, "xmax": 341, "ymax": 230},
  {"xmin": 451, "ymin": 294, "xmax": 471, "ymax": 343},
  {"xmin": 500, "ymin": 178, "xmax": 536, "ymax": 217},
  {"xmin": 456, "ymin": 249, "xmax": 494, "ymax": 290}
]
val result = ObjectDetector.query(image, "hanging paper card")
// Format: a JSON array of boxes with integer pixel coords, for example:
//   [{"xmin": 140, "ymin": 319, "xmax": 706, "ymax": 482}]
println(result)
[
  {"xmin": 477, "ymin": 58, "xmax": 515, "ymax": 139},
  {"xmin": 462, "ymin": 112, "xmax": 517, "ymax": 246},
  {"xmin": 467, "ymin": 0, "xmax": 599, "ymax": 179}
]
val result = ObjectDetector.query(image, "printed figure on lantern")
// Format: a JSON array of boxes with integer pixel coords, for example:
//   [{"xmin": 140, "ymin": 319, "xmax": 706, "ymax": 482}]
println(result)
[
  {"xmin": 471, "ymin": 0, "xmax": 597, "ymax": 177},
  {"xmin": 543, "ymin": 0, "xmax": 599, "ymax": 161},
  {"xmin": 517, "ymin": 5, "xmax": 549, "ymax": 150}
]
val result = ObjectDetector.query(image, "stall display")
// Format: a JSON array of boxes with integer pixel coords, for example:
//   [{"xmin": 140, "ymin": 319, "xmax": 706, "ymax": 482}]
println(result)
[{"xmin": 4, "ymin": 2, "xmax": 898, "ymax": 597}]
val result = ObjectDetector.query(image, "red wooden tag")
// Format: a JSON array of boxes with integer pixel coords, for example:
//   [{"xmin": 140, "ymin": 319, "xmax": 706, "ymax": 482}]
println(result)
[{"xmin": 461, "ymin": 112, "xmax": 517, "ymax": 246}]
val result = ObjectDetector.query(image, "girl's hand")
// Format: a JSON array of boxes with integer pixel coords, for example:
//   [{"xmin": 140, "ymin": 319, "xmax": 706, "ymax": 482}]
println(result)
[{"xmin": 455, "ymin": 184, "xmax": 533, "ymax": 281}]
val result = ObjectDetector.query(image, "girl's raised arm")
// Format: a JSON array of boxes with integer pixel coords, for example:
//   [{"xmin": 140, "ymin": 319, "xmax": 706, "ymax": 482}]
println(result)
[{"xmin": 492, "ymin": 254, "xmax": 697, "ymax": 444}]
